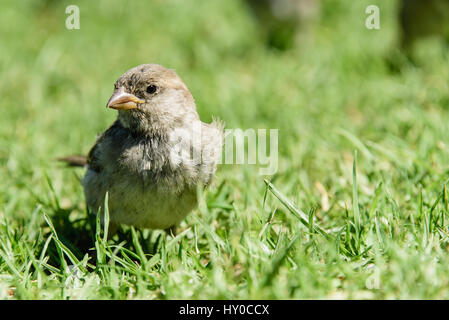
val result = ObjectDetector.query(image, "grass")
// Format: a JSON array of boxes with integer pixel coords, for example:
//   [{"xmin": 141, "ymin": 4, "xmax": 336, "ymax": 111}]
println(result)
[{"xmin": 2, "ymin": 0, "xmax": 449, "ymax": 299}]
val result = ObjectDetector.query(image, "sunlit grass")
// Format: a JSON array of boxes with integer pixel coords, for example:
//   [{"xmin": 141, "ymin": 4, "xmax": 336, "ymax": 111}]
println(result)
[{"xmin": 1, "ymin": 0, "xmax": 449, "ymax": 299}]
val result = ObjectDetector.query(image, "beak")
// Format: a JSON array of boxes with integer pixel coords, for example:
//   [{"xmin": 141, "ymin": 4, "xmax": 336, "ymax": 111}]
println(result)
[{"xmin": 106, "ymin": 87, "xmax": 145, "ymax": 110}]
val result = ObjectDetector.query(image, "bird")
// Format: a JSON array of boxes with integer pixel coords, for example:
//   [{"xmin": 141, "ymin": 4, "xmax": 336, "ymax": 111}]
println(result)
[{"xmin": 59, "ymin": 64, "xmax": 223, "ymax": 238}]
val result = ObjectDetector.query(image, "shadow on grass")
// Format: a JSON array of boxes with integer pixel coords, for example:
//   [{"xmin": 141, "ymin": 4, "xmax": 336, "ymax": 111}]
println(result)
[
  {"xmin": 32, "ymin": 172, "xmax": 164, "ymax": 271},
  {"xmin": 40, "ymin": 206, "xmax": 164, "ymax": 271}
]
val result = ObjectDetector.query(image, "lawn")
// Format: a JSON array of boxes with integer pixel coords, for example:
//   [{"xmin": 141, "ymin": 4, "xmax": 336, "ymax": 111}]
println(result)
[{"xmin": 2, "ymin": 0, "xmax": 449, "ymax": 299}]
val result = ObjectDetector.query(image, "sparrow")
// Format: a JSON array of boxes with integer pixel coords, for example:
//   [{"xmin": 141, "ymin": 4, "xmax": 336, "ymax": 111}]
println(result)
[{"xmin": 60, "ymin": 64, "xmax": 223, "ymax": 237}]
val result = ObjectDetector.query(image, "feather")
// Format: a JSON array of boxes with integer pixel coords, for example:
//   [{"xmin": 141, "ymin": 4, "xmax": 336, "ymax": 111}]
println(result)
[{"xmin": 57, "ymin": 155, "xmax": 87, "ymax": 167}]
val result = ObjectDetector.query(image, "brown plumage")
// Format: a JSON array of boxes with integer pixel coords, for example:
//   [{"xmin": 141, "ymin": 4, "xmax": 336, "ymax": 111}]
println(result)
[{"xmin": 60, "ymin": 64, "xmax": 223, "ymax": 237}]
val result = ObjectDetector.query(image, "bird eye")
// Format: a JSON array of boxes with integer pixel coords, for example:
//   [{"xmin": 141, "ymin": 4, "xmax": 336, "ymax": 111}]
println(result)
[{"xmin": 146, "ymin": 85, "xmax": 157, "ymax": 94}]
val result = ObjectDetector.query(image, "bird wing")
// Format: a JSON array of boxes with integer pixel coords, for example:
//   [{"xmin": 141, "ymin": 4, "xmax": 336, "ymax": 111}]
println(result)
[
  {"xmin": 58, "ymin": 120, "xmax": 122, "ymax": 172},
  {"xmin": 86, "ymin": 120, "xmax": 124, "ymax": 173}
]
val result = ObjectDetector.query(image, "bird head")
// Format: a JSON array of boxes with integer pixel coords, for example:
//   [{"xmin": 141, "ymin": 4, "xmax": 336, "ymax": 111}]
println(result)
[{"xmin": 106, "ymin": 64, "xmax": 199, "ymax": 134}]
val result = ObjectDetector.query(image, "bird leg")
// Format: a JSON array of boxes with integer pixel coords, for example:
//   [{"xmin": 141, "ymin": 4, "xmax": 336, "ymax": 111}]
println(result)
[{"xmin": 164, "ymin": 225, "xmax": 178, "ymax": 237}]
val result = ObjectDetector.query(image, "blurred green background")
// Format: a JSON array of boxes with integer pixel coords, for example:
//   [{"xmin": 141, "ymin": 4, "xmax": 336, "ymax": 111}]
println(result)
[{"xmin": 2, "ymin": 0, "xmax": 449, "ymax": 299}]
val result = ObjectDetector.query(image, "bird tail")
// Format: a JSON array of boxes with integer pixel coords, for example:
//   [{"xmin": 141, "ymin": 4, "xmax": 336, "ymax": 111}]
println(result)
[{"xmin": 57, "ymin": 155, "xmax": 87, "ymax": 167}]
